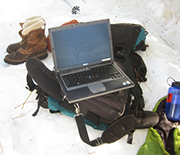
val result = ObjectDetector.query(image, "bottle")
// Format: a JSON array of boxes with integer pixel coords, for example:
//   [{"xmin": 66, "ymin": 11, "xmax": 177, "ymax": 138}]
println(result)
[{"xmin": 165, "ymin": 78, "xmax": 180, "ymax": 122}]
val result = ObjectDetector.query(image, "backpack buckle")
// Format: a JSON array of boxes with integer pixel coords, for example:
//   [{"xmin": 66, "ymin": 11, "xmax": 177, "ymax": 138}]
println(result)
[{"xmin": 74, "ymin": 103, "xmax": 83, "ymax": 117}]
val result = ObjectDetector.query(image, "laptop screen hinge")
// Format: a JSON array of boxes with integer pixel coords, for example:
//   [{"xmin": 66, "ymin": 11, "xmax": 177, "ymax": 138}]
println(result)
[{"xmin": 102, "ymin": 58, "xmax": 111, "ymax": 62}]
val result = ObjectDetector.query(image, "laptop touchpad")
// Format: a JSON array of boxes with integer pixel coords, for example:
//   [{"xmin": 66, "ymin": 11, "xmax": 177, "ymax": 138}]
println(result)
[{"xmin": 88, "ymin": 82, "xmax": 106, "ymax": 94}]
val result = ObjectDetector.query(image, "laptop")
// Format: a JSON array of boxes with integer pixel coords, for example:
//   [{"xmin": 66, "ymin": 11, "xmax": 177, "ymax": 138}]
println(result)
[{"xmin": 48, "ymin": 19, "xmax": 134, "ymax": 103}]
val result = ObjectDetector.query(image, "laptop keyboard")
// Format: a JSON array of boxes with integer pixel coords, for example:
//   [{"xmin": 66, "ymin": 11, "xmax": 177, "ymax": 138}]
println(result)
[{"xmin": 62, "ymin": 64, "xmax": 123, "ymax": 88}]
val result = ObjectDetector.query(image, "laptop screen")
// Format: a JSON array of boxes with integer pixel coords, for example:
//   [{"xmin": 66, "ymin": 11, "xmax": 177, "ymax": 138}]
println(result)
[{"xmin": 50, "ymin": 20, "xmax": 113, "ymax": 70}]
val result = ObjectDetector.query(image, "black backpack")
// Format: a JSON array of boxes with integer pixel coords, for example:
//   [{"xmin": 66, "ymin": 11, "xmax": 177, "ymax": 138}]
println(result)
[
  {"xmin": 111, "ymin": 23, "xmax": 148, "ymax": 111},
  {"xmin": 26, "ymin": 23, "xmax": 158, "ymax": 146},
  {"xmin": 73, "ymin": 23, "xmax": 150, "ymax": 146}
]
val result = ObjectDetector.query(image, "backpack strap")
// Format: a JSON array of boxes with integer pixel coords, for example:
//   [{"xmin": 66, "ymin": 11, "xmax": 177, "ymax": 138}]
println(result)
[
  {"xmin": 114, "ymin": 47, "xmax": 145, "ymax": 144},
  {"xmin": 74, "ymin": 104, "xmax": 137, "ymax": 146},
  {"xmin": 127, "ymin": 129, "xmax": 135, "ymax": 144},
  {"xmin": 26, "ymin": 73, "xmax": 51, "ymax": 116},
  {"xmin": 75, "ymin": 114, "xmax": 104, "ymax": 146},
  {"xmin": 26, "ymin": 73, "xmax": 37, "ymax": 91},
  {"xmin": 26, "ymin": 73, "xmax": 44, "ymax": 98},
  {"xmin": 115, "ymin": 47, "xmax": 145, "ymax": 112}
]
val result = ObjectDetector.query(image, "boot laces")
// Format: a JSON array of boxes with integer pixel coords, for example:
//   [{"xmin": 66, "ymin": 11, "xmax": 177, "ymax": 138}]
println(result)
[
  {"xmin": 21, "ymin": 40, "xmax": 31, "ymax": 50},
  {"xmin": 20, "ymin": 39, "xmax": 36, "ymax": 54}
]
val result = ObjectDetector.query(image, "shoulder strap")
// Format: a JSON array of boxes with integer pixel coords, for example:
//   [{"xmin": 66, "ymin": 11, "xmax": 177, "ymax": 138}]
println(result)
[
  {"xmin": 26, "ymin": 73, "xmax": 49, "ymax": 116},
  {"xmin": 115, "ymin": 48, "xmax": 145, "ymax": 112},
  {"xmin": 74, "ymin": 104, "xmax": 137, "ymax": 146},
  {"xmin": 26, "ymin": 73, "xmax": 37, "ymax": 91},
  {"xmin": 75, "ymin": 115, "xmax": 104, "ymax": 146}
]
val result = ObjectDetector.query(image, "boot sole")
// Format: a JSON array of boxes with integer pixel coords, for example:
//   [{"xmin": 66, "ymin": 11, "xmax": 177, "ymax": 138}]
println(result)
[{"xmin": 4, "ymin": 50, "xmax": 48, "ymax": 65}]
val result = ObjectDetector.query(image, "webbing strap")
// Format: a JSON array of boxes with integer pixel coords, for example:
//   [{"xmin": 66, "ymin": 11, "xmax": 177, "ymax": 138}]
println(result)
[
  {"xmin": 75, "ymin": 115, "xmax": 105, "ymax": 146},
  {"xmin": 26, "ymin": 73, "xmax": 36, "ymax": 91},
  {"xmin": 26, "ymin": 73, "xmax": 45, "ymax": 116},
  {"xmin": 32, "ymin": 104, "xmax": 40, "ymax": 116},
  {"xmin": 127, "ymin": 130, "xmax": 135, "ymax": 144},
  {"xmin": 75, "ymin": 114, "xmax": 137, "ymax": 146}
]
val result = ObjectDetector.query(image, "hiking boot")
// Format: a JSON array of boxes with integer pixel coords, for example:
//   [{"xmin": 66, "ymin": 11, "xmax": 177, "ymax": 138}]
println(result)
[
  {"xmin": 6, "ymin": 42, "xmax": 21, "ymax": 53},
  {"xmin": 4, "ymin": 16, "xmax": 47, "ymax": 64},
  {"xmin": 4, "ymin": 28, "xmax": 47, "ymax": 65},
  {"xmin": 6, "ymin": 16, "xmax": 45, "ymax": 54}
]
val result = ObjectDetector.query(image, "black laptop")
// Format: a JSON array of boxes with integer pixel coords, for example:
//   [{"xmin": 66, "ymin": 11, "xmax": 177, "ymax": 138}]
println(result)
[{"xmin": 48, "ymin": 19, "xmax": 134, "ymax": 103}]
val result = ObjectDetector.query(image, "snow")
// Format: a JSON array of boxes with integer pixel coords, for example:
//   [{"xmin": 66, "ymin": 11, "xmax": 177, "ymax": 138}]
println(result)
[{"xmin": 0, "ymin": 0, "xmax": 180, "ymax": 154}]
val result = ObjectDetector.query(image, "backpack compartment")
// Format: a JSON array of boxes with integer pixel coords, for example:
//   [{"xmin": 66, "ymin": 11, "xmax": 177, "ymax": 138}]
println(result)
[
  {"xmin": 111, "ymin": 23, "xmax": 148, "ymax": 53},
  {"xmin": 78, "ymin": 90, "xmax": 128, "ymax": 124}
]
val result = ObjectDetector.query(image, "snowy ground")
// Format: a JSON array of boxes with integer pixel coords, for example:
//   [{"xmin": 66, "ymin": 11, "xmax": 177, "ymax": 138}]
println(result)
[{"xmin": 0, "ymin": 0, "xmax": 180, "ymax": 155}]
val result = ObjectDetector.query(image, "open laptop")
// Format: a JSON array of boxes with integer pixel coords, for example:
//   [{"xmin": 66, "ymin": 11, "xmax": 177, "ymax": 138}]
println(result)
[{"xmin": 48, "ymin": 19, "xmax": 134, "ymax": 103}]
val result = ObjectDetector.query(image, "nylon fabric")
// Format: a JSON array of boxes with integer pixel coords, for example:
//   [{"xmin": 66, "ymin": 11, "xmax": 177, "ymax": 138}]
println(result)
[
  {"xmin": 47, "ymin": 96, "xmax": 109, "ymax": 131},
  {"xmin": 137, "ymin": 96, "xmax": 180, "ymax": 155}
]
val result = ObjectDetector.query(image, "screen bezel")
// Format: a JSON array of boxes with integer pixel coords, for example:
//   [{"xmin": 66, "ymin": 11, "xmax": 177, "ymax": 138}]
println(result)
[{"xmin": 49, "ymin": 19, "xmax": 114, "ymax": 72}]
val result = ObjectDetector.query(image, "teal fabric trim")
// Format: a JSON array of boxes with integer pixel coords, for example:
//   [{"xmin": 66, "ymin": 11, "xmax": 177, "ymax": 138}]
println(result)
[
  {"xmin": 133, "ymin": 27, "xmax": 148, "ymax": 50},
  {"xmin": 48, "ymin": 96, "xmax": 75, "ymax": 117},
  {"xmin": 47, "ymin": 96, "xmax": 109, "ymax": 131}
]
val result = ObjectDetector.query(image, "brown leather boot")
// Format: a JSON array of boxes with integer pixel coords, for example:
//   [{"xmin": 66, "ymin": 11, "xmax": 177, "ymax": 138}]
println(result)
[
  {"xmin": 6, "ymin": 16, "xmax": 45, "ymax": 54},
  {"xmin": 4, "ymin": 28, "xmax": 47, "ymax": 65},
  {"xmin": 6, "ymin": 42, "xmax": 21, "ymax": 53}
]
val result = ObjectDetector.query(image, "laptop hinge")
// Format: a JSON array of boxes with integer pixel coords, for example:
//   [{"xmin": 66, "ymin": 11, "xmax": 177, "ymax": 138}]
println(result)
[
  {"xmin": 100, "ymin": 60, "xmax": 112, "ymax": 65},
  {"xmin": 102, "ymin": 58, "xmax": 111, "ymax": 62}
]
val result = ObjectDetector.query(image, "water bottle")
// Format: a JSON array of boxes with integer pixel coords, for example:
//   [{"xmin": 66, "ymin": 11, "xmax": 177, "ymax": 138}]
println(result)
[{"xmin": 165, "ymin": 78, "xmax": 180, "ymax": 121}]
